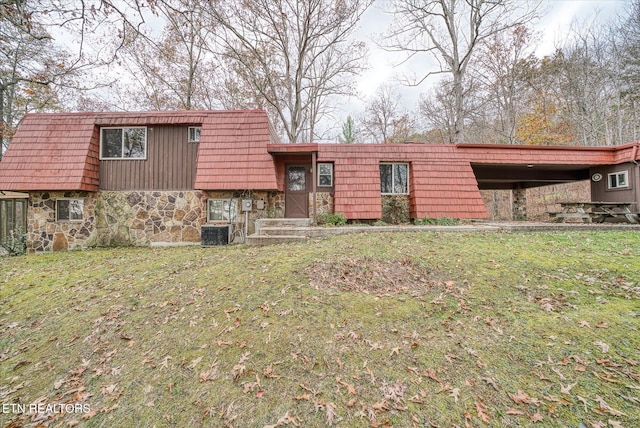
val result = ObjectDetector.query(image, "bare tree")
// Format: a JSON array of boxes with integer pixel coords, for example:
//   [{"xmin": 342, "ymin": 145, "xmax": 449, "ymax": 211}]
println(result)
[
  {"xmin": 361, "ymin": 85, "xmax": 418, "ymax": 143},
  {"xmin": 471, "ymin": 25, "xmax": 538, "ymax": 144},
  {"xmin": 0, "ymin": 0, "xmax": 153, "ymax": 155},
  {"xmin": 117, "ymin": 1, "xmax": 220, "ymax": 111},
  {"xmin": 386, "ymin": 0, "xmax": 541, "ymax": 143},
  {"xmin": 207, "ymin": 0, "xmax": 372, "ymax": 143}
]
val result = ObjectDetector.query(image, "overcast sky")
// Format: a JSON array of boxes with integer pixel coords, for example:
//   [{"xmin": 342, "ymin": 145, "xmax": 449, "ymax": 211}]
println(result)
[{"xmin": 332, "ymin": 0, "xmax": 629, "ymax": 138}]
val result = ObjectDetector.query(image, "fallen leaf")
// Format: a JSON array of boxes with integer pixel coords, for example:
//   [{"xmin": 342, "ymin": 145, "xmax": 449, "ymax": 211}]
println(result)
[
  {"xmin": 593, "ymin": 341, "xmax": 609, "ymax": 353},
  {"xmin": 576, "ymin": 395, "xmax": 589, "ymax": 412},
  {"xmin": 530, "ymin": 412, "xmax": 544, "ymax": 422},
  {"xmin": 187, "ymin": 356, "xmax": 203, "ymax": 370},
  {"xmin": 560, "ymin": 383, "xmax": 576, "ymax": 395},
  {"xmin": 506, "ymin": 408, "xmax": 525, "ymax": 415},
  {"xmin": 579, "ymin": 320, "xmax": 591, "ymax": 328},
  {"xmin": 509, "ymin": 390, "xmax": 532, "ymax": 404},
  {"xmin": 450, "ymin": 387, "xmax": 460, "ymax": 403},
  {"xmin": 595, "ymin": 395, "xmax": 626, "ymax": 416},
  {"xmin": 325, "ymin": 402, "xmax": 338, "ymax": 426},
  {"xmin": 475, "ymin": 400, "xmax": 490, "ymax": 423}
]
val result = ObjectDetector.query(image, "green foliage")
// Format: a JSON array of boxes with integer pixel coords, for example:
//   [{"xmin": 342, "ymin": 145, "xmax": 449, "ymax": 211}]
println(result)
[
  {"xmin": 373, "ymin": 220, "xmax": 388, "ymax": 226},
  {"xmin": 415, "ymin": 216, "xmax": 461, "ymax": 225},
  {"xmin": 381, "ymin": 196, "xmax": 409, "ymax": 224},
  {"xmin": 338, "ymin": 115, "xmax": 357, "ymax": 143},
  {"xmin": 0, "ymin": 229, "xmax": 26, "ymax": 256},
  {"xmin": 324, "ymin": 213, "xmax": 347, "ymax": 226}
]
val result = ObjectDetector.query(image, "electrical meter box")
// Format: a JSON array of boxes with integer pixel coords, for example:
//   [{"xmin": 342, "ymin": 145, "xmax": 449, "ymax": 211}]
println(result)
[
  {"xmin": 256, "ymin": 199, "xmax": 265, "ymax": 210},
  {"xmin": 241, "ymin": 199, "xmax": 253, "ymax": 212}
]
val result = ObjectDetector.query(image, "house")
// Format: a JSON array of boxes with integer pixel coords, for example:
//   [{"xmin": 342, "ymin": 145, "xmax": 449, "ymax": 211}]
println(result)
[{"xmin": 0, "ymin": 110, "xmax": 638, "ymax": 252}]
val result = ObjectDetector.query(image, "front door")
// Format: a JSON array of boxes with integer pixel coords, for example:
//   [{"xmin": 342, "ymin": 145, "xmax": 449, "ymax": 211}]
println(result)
[{"xmin": 285, "ymin": 165, "xmax": 310, "ymax": 218}]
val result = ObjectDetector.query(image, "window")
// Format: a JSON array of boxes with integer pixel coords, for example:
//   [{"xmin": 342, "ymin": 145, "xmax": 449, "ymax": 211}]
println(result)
[
  {"xmin": 0, "ymin": 199, "xmax": 26, "ymax": 241},
  {"xmin": 608, "ymin": 171, "xmax": 629, "ymax": 189},
  {"xmin": 207, "ymin": 199, "xmax": 238, "ymax": 222},
  {"xmin": 100, "ymin": 127, "xmax": 146, "ymax": 159},
  {"xmin": 188, "ymin": 126, "xmax": 201, "ymax": 143},
  {"xmin": 318, "ymin": 163, "xmax": 333, "ymax": 187},
  {"xmin": 380, "ymin": 163, "xmax": 409, "ymax": 195},
  {"xmin": 56, "ymin": 199, "xmax": 84, "ymax": 222}
]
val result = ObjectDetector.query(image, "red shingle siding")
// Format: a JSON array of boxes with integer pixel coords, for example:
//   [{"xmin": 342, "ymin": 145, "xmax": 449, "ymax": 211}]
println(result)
[
  {"xmin": 194, "ymin": 111, "xmax": 278, "ymax": 190},
  {"xmin": 314, "ymin": 144, "xmax": 488, "ymax": 219}
]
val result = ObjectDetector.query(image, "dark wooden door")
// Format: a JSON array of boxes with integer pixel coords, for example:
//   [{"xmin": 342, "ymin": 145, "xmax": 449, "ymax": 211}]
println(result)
[{"xmin": 285, "ymin": 165, "xmax": 310, "ymax": 218}]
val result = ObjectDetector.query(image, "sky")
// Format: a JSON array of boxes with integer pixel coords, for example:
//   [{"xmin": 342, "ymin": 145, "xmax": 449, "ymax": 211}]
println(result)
[{"xmin": 337, "ymin": 0, "xmax": 630, "ymax": 133}]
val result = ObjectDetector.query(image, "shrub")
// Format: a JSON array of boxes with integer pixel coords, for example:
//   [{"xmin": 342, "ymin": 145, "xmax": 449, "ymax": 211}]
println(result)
[
  {"xmin": 324, "ymin": 213, "xmax": 347, "ymax": 226},
  {"xmin": 0, "ymin": 229, "xmax": 26, "ymax": 256},
  {"xmin": 415, "ymin": 217, "xmax": 461, "ymax": 226},
  {"xmin": 373, "ymin": 220, "xmax": 388, "ymax": 226}
]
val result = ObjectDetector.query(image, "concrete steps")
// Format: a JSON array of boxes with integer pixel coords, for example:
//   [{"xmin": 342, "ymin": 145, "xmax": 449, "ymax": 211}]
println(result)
[{"xmin": 246, "ymin": 218, "xmax": 312, "ymax": 246}]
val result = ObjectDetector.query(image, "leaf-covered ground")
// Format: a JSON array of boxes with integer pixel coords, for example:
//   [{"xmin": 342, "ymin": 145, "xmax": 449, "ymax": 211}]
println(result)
[{"xmin": 1, "ymin": 231, "xmax": 639, "ymax": 427}]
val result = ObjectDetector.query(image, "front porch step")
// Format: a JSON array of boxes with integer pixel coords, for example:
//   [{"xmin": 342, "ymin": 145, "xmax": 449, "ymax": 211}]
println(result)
[
  {"xmin": 254, "ymin": 218, "xmax": 312, "ymax": 235},
  {"xmin": 245, "ymin": 234, "xmax": 308, "ymax": 246}
]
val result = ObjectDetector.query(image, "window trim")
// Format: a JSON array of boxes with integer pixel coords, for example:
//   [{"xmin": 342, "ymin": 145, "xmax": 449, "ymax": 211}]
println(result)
[
  {"xmin": 207, "ymin": 199, "xmax": 238, "ymax": 223},
  {"xmin": 608, "ymin": 170, "xmax": 629, "ymax": 190},
  {"xmin": 99, "ymin": 126, "xmax": 148, "ymax": 160},
  {"xmin": 317, "ymin": 163, "xmax": 334, "ymax": 187},
  {"xmin": 380, "ymin": 162, "xmax": 409, "ymax": 195},
  {"xmin": 188, "ymin": 126, "xmax": 202, "ymax": 143},
  {"xmin": 56, "ymin": 198, "xmax": 84, "ymax": 222}
]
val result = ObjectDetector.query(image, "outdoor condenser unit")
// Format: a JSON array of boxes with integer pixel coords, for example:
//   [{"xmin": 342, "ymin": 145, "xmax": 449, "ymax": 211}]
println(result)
[{"xmin": 201, "ymin": 224, "xmax": 230, "ymax": 246}]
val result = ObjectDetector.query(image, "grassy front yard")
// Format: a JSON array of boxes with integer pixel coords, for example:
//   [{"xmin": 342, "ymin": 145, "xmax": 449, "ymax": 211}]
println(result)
[{"xmin": 1, "ymin": 231, "xmax": 639, "ymax": 427}]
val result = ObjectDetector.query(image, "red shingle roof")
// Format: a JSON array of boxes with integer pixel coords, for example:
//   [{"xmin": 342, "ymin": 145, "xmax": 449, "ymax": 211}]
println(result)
[
  {"xmin": 0, "ymin": 113, "xmax": 100, "ymax": 191},
  {"xmin": 193, "ymin": 110, "xmax": 278, "ymax": 190}
]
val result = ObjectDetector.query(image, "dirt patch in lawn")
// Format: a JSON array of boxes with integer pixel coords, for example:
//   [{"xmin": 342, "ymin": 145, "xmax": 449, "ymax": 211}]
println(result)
[{"xmin": 306, "ymin": 257, "xmax": 447, "ymax": 296}]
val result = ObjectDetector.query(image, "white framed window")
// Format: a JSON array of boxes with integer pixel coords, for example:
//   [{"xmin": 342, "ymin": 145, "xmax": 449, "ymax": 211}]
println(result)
[
  {"xmin": 56, "ymin": 199, "xmax": 84, "ymax": 222},
  {"xmin": 100, "ymin": 127, "xmax": 147, "ymax": 159},
  {"xmin": 188, "ymin": 126, "xmax": 201, "ymax": 143},
  {"xmin": 380, "ymin": 163, "xmax": 409, "ymax": 195},
  {"xmin": 608, "ymin": 171, "xmax": 629, "ymax": 189},
  {"xmin": 207, "ymin": 199, "xmax": 238, "ymax": 222},
  {"xmin": 317, "ymin": 163, "xmax": 333, "ymax": 187}
]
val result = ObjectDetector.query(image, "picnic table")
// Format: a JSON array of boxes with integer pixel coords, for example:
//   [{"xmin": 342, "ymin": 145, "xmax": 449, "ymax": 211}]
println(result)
[{"xmin": 548, "ymin": 201, "xmax": 639, "ymax": 224}]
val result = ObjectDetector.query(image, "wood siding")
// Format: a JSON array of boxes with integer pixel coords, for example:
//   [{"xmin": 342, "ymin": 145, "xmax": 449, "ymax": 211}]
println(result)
[
  {"xmin": 590, "ymin": 163, "xmax": 640, "ymax": 205},
  {"xmin": 99, "ymin": 125, "xmax": 199, "ymax": 190}
]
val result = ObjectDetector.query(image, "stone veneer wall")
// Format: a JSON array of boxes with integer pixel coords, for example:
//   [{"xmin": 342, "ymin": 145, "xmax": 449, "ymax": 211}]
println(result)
[
  {"xmin": 27, "ymin": 191, "xmax": 97, "ymax": 253},
  {"xmin": 309, "ymin": 192, "xmax": 334, "ymax": 220},
  {"xmin": 25, "ymin": 189, "xmax": 293, "ymax": 251},
  {"xmin": 94, "ymin": 191, "xmax": 207, "ymax": 247}
]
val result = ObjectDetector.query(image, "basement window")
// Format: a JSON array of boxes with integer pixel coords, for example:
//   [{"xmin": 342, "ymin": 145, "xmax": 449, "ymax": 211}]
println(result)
[
  {"xmin": 100, "ymin": 127, "xmax": 147, "ymax": 159},
  {"xmin": 380, "ymin": 163, "xmax": 409, "ymax": 195},
  {"xmin": 56, "ymin": 199, "xmax": 84, "ymax": 222},
  {"xmin": 207, "ymin": 199, "xmax": 238, "ymax": 222},
  {"xmin": 188, "ymin": 126, "xmax": 201, "ymax": 143},
  {"xmin": 608, "ymin": 171, "xmax": 629, "ymax": 189}
]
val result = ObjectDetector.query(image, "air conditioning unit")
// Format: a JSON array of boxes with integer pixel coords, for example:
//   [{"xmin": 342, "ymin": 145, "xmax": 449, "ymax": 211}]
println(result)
[{"xmin": 201, "ymin": 224, "xmax": 230, "ymax": 246}]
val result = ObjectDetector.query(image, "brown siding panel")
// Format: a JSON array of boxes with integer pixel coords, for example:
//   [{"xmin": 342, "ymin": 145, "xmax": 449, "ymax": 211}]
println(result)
[{"xmin": 100, "ymin": 126, "xmax": 198, "ymax": 190}]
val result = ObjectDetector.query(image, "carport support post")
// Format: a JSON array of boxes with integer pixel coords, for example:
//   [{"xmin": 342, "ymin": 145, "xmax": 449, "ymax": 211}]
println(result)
[{"xmin": 512, "ymin": 185, "xmax": 527, "ymax": 221}]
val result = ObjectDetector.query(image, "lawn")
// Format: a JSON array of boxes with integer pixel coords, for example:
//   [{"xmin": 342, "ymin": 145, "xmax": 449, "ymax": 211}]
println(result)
[{"xmin": 1, "ymin": 231, "xmax": 639, "ymax": 427}]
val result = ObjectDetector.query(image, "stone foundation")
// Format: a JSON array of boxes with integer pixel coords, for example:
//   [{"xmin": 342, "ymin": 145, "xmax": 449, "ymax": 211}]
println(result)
[{"xmin": 27, "ymin": 191, "xmax": 97, "ymax": 253}]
